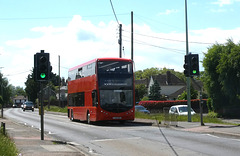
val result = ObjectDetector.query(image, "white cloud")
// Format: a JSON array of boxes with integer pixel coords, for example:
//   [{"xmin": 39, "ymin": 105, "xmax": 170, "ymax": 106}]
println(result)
[
  {"xmin": 158, "ymin": 9, "xmax": 179, "ymax": 16},
  {"xmin": 2, "ymin": 15, "xmax": 240, "ymax": 88},
  {"xmin": 212, "ymin": 0, "xmax": 240, "ymax": 6}
]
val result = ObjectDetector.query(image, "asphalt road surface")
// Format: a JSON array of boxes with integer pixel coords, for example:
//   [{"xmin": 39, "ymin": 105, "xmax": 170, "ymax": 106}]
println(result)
[{"xmin": 5, "ymin": 108, "xmax": 240, "ymax": 156}]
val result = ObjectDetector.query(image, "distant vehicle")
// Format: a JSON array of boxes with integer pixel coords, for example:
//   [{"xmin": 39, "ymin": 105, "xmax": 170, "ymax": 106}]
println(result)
[
  {"xmin": 23, "ymin": 101, "xmax": 34, "ymax": 112},
  {"xmin": 12, "ymin": 104, "xmax": 17, "ymax": 108},
  {"xmin": 135, "ymin": 105, "xmax": 150, "ymax": 114},
  {"xmin": 169, "ymin": 105, "xmax": 196, "ymax": 115}
]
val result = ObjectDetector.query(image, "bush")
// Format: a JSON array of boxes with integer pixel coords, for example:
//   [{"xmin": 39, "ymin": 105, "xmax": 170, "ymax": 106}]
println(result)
[{"xmin": 207, "ymin": 111, "xmax": 218, "ymax": 118}]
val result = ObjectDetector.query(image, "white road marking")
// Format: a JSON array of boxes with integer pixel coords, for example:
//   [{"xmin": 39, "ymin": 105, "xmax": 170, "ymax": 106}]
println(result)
[
  {"xmin": 202, "ymin": 134, "xmax": 220, "ymax": 138},
  {"xmin": 92, "ymin": 137, "xmax": 141, "ymax": 142}
]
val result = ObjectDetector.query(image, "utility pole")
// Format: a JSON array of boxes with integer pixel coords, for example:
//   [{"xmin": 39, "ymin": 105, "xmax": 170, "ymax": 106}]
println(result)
[
  {"xmin": 58, "ymin": 55, "xmax": 61, "ymax": 107},
  {"xmin": 131, "ymin": 11, "xmax": 134, "ymax": 61},
  {"xmin": 185, "ymin": 0, "xmax": 191, "ymax": 122},
  {"xmin": 0, "ymin": 68, "xmax": 3, "ymax": 118},
  {"xmin": 119, "ymin": 24, "xmax": 122, "ymax": 58},
  {"xmin": 1, "ymin": 81, "xmax": 3, "ymax": 118}
]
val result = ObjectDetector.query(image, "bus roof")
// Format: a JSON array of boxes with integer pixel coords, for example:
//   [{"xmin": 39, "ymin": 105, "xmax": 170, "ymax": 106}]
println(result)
[{"xmin": 68, "ymin": 57, "xmax": 132, "ymax": 72}]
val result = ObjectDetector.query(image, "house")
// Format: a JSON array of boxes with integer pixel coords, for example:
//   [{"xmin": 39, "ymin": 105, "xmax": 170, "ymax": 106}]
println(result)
[
  {"xmin": 12, "ymin": 96, "xmax": 27, "ymax": 107},
  {"xmin": 150, "ymin": 71, "xmax": 186, "ymax": 100},
  {"xmin": 135, "ymin": 71, "xmax": 203, "ymax": 100},
  {"xmin": 135, "ymin": 71, "xmax": 186, "ymax": 100}
]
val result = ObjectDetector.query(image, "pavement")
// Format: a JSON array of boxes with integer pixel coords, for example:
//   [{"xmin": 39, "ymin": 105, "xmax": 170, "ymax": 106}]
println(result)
[{"xmin": 1, "ymin": 114, "xmax": 240, "ymax": 156}]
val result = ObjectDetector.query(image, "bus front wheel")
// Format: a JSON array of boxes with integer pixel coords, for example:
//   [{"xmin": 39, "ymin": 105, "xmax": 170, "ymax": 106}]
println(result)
[{"xmin": 87, "ymin": 111, "xmax": 91, "ymax": 124}]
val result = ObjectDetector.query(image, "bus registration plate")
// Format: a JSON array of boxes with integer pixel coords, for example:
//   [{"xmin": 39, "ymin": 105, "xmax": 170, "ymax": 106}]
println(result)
[{"xmin": 113, "ymin": 117, "xmax": 122, "ymax": 120}]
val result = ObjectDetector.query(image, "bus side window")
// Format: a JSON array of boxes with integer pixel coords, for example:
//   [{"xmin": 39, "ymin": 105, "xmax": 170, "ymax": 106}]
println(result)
[{"xmin": 92, "ymin": 90, "xmax": 98, "ymax": 107}]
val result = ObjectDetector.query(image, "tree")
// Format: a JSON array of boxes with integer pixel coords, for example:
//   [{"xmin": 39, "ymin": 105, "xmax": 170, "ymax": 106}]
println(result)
[
  {"xmin": 25, "ymin": 69, "xmax": 40, "ymax": 103},
  {"xmin": 177, "ymin": 85, "xmax": 198, "ymax": 100},
  {"xmin": 135, "ymin": 67, "xmax": 160, "ymax": 80},
  {"xmin": 25, "ymin": 68, "xmax": 65, "ymax": 103},
  {"xmin": 202, "ymin": 39, "xmax": 240, "ymax": 116},
  {"xmin": 148, "ymin": 80, "xmax": 161, "ymax": 100},
  {"xmin": 0, "ymin": 72, "xmax": 12, "ymax": 107},
  {"xmin": 135, "ymin": 84, "xmax": 147, "ymax": 102}
]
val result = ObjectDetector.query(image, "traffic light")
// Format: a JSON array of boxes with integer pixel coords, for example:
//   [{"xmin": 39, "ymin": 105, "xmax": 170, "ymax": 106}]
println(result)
[
  {"xmin": 34, "ymin": 50, "xmax": 50, "ymax": 81},
  {"xmin": 190, "ymin": 54, "xmax": 199, "ymax": 76},
  {"xmin": 183, "ymin": 54, "xmax": 190, "ymax": 77}
]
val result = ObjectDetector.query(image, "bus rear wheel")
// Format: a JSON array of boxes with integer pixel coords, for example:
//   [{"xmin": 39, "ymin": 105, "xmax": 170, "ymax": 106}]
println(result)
[{"xmin": 70, "ymin": 110, "xmax": 74, "ymax": 121}]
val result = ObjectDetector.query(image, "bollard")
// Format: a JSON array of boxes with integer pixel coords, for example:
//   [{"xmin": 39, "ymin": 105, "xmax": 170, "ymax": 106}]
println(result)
[{"xmin": 1, "ymin": 122, "xmax": 5, "ymax": 135}]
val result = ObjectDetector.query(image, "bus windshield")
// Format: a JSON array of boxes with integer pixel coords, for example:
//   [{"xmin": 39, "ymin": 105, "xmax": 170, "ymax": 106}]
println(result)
[
  {"xmin": 100, "ymin": 90, "xmax": 133, "ymax": 113},
  {"xmin": 97, "ymin": 61, "xmax": 134, "ymax": 113}
]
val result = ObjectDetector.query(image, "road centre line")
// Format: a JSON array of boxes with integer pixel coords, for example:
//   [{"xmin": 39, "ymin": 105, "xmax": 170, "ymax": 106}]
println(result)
[
  {"xmin": 202, "ymin": 134, "xmax": 220, "ymax": 138},
  {"xmin": 92, "ymin": 137, "xmax": 141, "ymax": 142}
]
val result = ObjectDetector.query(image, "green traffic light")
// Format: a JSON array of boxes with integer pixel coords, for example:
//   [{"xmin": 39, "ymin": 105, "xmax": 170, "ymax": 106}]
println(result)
[
  {"xmin": 40, "ymin": 73, "xmax": 46, "ymax": 79},
  {"xmin": 193, "ymin": 70, "xmax": 197, "ymax": 74}
]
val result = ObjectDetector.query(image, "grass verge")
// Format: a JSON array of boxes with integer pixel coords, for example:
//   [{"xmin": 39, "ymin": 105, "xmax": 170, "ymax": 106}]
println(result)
[
  {"xmin": 0, "ymin": 130, "xmax": 18, "ymax": 156},
  {"xmin": 44, "ymin": 106, "xmax": 68, "ymax": 113},
  {"xmin": 135, "ymin": 112, "xmax": 232, "ymax": 125}
]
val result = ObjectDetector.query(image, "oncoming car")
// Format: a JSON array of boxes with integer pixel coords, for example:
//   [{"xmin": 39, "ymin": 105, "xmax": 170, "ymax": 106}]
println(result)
[
  {"xmin": 23, "ymin": 101, "xmax": 34, "ymax": 112},
  {"xmin": 135, "ymin": 105, "xmax": 150, "ymax": 114},
  {"xmin": 169, "ymin": 105, "xmax": 196, "ymax": 115}
]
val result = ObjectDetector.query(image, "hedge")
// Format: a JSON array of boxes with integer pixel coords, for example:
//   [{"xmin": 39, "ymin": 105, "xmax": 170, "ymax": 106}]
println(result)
[{"xmin": 138, "ymin": 99, "xmax": 208, "ymax": 113}]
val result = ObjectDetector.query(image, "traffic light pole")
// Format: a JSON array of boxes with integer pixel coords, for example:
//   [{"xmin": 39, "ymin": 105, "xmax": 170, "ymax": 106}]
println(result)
[
  {"xmin": 40, "ymin": 82, "xmax": 44, "ymax": 140},
  {"xmin": 185, "ymin": 0, "xmax": 191, "ymax": 122},
  {"xmin": 34, "ymin": 50, "xmax": 52, "ymax": 140}
]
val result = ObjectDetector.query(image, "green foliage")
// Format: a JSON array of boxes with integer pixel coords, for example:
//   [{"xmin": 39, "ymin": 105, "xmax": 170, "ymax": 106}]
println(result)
[
  {"xmin": 177, "ymin": 85, "xmax": 198, "ymax": 100},
  {"xmin": 135, "ymin": 67, "xmax": 185, "ymax": 81},
  {"xmin": 25, "ymin": 69, "xmax": 40, "ymax": 102},
  {"xmin": 11, "ymin": 86, "xmax": 26, "ymax": 97},
  {"xmin": 0, "ymin": 72, "xmax": 12, "ymax": 107},
  {"xmin": 0, "ymin": 133, "xmax": 18, "ymax": 156},
  {"xmin": 207, "ymin": 98, "xmax": 214, "ymax": 112},
  {"xmin": 25, "ymin": 68, "xmax": 64, "ymax": 104},
  {"xmin": 141, "ymin": 96, "xmax": 149, "ymax": 101},
  {"xmin": 207, "ymin": 111, "xmax": 218, "ymax": 118},
  {"xmin": 148, "ymin": 80, "xmax": 161, "ymax": 100},
  {"xmin": 44, "ymin": 106, "xmax": 68, "ymax": 113},
  {"xmin": 202, "ymin": 39, "xmax": 240, "ymax": 115},
  {"xmin": 135, "ymin": 84, "xmax": 147, "ymax": 102}
]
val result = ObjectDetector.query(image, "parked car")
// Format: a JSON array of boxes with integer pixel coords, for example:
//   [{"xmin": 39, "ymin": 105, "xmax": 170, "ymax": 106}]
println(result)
[
  {"xmin": 135, "ymin": 105, "xmax": 150, "ymax": 114},
  {"xmin": 169, "ymin": 105, "xmax": 196, "ymax": 115},
  {"xmin": 22, "ymin": 101, "xmax": 34, "ymax": 112}
]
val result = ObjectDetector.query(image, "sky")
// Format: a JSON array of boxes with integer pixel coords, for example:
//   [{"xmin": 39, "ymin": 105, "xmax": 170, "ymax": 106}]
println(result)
[{"xmin": 1, "ymin": 0, "xmax": 240, "ymax": 88}]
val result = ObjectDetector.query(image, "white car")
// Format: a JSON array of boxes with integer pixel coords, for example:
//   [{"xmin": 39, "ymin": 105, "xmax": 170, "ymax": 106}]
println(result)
[{"xmin": 169, "ymin": 105, "xmax": 196, "ymax": 115}]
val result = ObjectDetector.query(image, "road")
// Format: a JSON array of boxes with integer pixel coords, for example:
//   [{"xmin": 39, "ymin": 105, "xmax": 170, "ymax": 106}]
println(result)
[{"xmin": 5, "ymin": 108, "xmax": 240, "ymax": 156}]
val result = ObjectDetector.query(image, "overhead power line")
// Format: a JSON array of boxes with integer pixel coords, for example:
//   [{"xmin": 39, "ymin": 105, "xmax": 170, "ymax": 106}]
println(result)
[
  {"xmin": 109, "ymin": 0, "xmax": 119, "ymax": 25},
  {"xmin": 123, "ymin": 29, "xmax": 213, "ymax": 45}
]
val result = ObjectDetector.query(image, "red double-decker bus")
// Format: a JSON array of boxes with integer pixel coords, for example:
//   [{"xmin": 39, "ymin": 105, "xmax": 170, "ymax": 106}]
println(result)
[{"xmin": 67, "ymin": 58, "xmax": 135, "ymax": 124}]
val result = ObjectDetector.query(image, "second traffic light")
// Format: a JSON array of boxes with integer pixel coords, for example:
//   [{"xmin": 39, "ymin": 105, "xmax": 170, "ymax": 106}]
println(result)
[
  {"xmin": 183, "ymin": 54, "xmax": 199, "ymax": 77},
  {"xmin": 34, "ymin": 50, "xmax": 50, "ymax": 81},
  {"xmin": 190, "ymin": 54, "xmax": 199, "ymax": 76}
]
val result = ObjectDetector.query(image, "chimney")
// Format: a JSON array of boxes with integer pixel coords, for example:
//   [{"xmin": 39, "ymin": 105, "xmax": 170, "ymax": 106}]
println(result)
[{"xmin": 166, "ymin": 71, "xmax": 171, "ymax": 85}]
